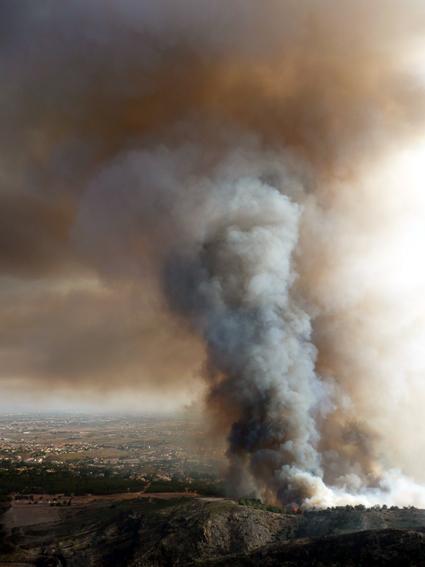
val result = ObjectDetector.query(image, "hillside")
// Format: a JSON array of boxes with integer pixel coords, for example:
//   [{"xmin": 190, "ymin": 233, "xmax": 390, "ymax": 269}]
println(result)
[{"xmin": 1, "ymin": 497, "xmax": 425, "ymax": 566}]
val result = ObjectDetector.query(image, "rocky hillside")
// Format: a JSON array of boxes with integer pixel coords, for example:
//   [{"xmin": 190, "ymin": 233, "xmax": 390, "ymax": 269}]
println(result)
[
  {"xmin": 206, "ymin": 528, "xmax": 425, "ymax": 566},
  {"xmin": 2, "ymin": 497, "xmax": 425, "ymax": 566},
  {"xmin": 0, "ymin": 496, "xmax": 12, "ymax": 554}
]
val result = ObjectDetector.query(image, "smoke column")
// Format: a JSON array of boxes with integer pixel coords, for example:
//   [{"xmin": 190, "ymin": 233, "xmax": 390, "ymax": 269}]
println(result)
[
  {"xmin": 162, "ymin": 154, "xmax": 326, "ymax": 505},
  {"xmin": 3, "ymin": 0, "xmax": 425, "ymax": 505}
]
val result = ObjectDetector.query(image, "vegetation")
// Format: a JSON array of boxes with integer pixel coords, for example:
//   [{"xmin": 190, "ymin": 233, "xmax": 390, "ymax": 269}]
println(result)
[
  {"xmin": 0, "ymin": 462, "xmax": 147, "ymax": 496},
  {"xmin": 0, "ymin": 495, "xmax": 13, "ymax": 554},
  {"xmin": 238, "ymin": 497, "xmax": 282, "ymax": 513},
  {"xmin": 0, "ymin": 462, "xmax": 225, "ymax": 497},
  {"xmin": 146, "ymin": 477, "xmax": 225, "ymax": 496}
]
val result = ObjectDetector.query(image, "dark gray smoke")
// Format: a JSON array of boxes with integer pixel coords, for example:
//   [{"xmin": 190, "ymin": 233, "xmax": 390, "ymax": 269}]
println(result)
[{"xmin": 160, "ymin": 153, "xmax": 325, "ymax": 504}]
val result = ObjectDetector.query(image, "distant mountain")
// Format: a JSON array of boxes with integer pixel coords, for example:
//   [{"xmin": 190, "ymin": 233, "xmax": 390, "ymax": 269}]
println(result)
[{"xmin": 2, "ymin": 497, "xmax": 425, "ymax": 566}]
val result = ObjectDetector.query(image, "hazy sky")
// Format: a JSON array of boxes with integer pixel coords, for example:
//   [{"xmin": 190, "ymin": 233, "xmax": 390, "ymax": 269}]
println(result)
[{"xmin": 2, "ymin": 0, "xmax": 425, "ymax": 420}]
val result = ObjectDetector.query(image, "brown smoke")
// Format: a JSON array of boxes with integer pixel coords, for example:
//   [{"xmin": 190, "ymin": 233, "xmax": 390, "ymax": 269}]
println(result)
[{"xmin": 2, "ymin": 0, "xmax": 425, "ymax": 504}]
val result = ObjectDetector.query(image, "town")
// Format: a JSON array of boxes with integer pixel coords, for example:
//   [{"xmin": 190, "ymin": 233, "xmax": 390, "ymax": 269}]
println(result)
[{"xmin": 0, "ymin": 413, "xmax": 225, "ymax": 496}]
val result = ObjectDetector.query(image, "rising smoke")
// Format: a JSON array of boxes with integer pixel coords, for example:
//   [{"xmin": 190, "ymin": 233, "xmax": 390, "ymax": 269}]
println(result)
[{"xmin": 2, "ymin": 0, "xmax": 425, "ymax": 505}]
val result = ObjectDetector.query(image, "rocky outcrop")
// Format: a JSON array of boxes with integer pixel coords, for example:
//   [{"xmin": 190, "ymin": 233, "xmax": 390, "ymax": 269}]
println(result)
[
  {"xmin": 2, "ymin": 498, "xmax": 425, "ymax": 566},
  {"xmin": 205, "ymin": 528, "xmax": 425, "ymax": 566}
]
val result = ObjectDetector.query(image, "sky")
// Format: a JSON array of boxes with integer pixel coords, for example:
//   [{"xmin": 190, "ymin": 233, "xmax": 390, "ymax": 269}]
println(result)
[{"xmin": 1, "ymin": 0, "xmax": 425, "ymax": 426}]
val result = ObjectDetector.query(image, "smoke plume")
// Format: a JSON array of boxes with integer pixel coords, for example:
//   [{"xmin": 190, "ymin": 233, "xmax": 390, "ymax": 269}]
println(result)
[{"xmin": 2, "ymin": 0, "xmax": 425, "ymax": 505}]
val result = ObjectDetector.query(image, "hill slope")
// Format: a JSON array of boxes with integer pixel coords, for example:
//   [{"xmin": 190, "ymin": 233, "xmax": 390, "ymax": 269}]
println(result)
[{"xmin": 2, "ymin": 497, "xmax": 425, "ymax": 566}]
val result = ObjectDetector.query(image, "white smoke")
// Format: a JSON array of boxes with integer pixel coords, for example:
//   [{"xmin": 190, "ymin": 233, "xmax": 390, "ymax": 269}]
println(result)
[
  {"xmin": 75, "ymin": 135, "xmax": 425, "ymax": 507},
  {"xmin": 166, "ymin": 178, "xmax": 327, "ymax": 504}
]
